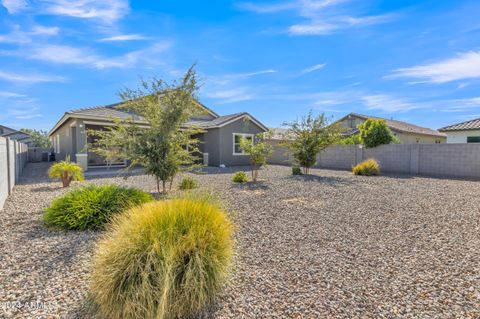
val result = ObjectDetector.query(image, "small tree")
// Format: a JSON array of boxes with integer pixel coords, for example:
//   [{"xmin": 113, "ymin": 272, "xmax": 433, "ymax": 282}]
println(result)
[
  {"xmin": 20, "ymin": 128, "xmax": 51, "ymax": 148},
  {"xmin": 358, "ymin": 119, "xmax": 394, "ymax": 148},
  {"xmin": 48, "ymin": 156, "xmax": 84, "ymax": 187},
  {"xmin": 90, "ymin": 66, "xmax": 204, "ymax": 193},
  {"xmin": 282, "ymin": 112, "xmax": 342, "ymax": 174},
  {"xmin": 239, "ymin": 133, "xmax": 273, "ymax": 181}
]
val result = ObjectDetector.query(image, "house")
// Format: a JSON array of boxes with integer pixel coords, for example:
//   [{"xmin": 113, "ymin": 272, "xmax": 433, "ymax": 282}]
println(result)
[
  {"xmin": 48, "ymin": 101, "xmax": 268, "ymax": 170},
  {"xmin": 0, "ymin": 125, "xmax": 33, "ymax": 146},
  {"xmin": 438, "ymin": 118, "xmax": 480, "ymax": 143},
  {"xmin": 336, "ymin": 113, "xmax": 446, "ymax": 144}
]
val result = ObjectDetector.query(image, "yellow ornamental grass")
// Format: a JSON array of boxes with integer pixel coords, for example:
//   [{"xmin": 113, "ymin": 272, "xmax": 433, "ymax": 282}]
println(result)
[
  {"xmin": 352, "ymin": 158, "xmax": 380, "ymax": 176},
  {"xmin": 90, "ymin": 198, "xmax": 234, "ymax": 319}
]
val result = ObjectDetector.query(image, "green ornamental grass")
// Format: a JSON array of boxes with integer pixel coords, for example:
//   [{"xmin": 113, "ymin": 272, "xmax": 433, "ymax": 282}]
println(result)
[
  {"xmin": 179, "ymin": 176, "xmax": 198, "ymax": 190},
  {"xmin": 232, "ymin": 171, "xmax": 248, "ymax": 183},
  {"xmin": 90, "ymin": 197, "xmax": 234, "ymax": 319},
  {"xmin": 43, "ymin": 184, "xmax": 152, "ymax": 230}
]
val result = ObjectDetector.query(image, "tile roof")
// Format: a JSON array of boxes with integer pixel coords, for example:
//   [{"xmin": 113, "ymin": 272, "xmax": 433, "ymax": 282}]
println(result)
[
  {"xmin": 438, "ymin": 118, "xmax": 480, "ymax": 132},
  {"xmin": 342, "ymin": 113, "xmax": 446, "ymax": 138}
]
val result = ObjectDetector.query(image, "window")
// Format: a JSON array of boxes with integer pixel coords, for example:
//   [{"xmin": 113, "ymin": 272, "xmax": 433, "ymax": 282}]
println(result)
[
  {"xmin": 233, "ymin": 133, "xmax": 253, "ymax": 155},
  {"xmin": 55, "ymin": 135, "xmax": 60, "ymax": 153},
  {"xmin": 467, "ymin": 136, "xmax": 480, "ymax": 143}
]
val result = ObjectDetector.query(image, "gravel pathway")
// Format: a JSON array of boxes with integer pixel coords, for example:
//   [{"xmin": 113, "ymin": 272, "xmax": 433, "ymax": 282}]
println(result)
[{"xmin": 1, "ymin": 162, "xmax": 479, "ymax": 318}]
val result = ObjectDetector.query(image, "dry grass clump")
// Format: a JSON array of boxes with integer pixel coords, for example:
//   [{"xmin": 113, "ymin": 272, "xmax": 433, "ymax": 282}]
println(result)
[
  {"xmin": 90, "ymin": 197, "xmax": 234, "ymax": 319},
  {"xmin": 352, "ymin": 158, "xmax": 380, "ymax": 176}
]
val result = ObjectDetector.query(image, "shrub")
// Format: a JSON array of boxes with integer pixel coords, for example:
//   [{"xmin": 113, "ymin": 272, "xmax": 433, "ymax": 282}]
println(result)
[
  {"xmin": 232, "ymin": 171, "xmax": 248, "ymax": 183},
  {"xmin": 358, "ymin": 119, "xmax": 394, "ymax": 148},
  {"xmin": 352, "ymin": 159, "xmax": 380, "ymax": 176},
  {"xmin": 179, "ymin": 176, "xmax": 198, "ymax": 190},
  {"xmin": 292, "ymin": 166, "xmax": 302, "ymax": 175},
  {"xmin": 43, "ymin": 184, "xmax": 152, "ymax": 230},
  {"xmin": 90, "ymin": 198, "xmax": 234, "ymax": 319},
  {"xmin": 48, "ymin": 158, "xmax": 84, "ymax": 187}
]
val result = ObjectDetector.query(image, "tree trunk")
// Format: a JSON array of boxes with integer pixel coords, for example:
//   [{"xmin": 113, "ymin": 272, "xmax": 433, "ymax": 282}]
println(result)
[
  {"xmin": 62, "ymin": 171, "xmax": 69, "ymax": 187},
  {"xmin": 169, "ymin": 177, "xmax": 174, "ymax": 190},
  {"xmin": 156, "ymin": 178, "xmax": 161, "ymax": 193},
  {"xmin": 162, "ymin": 180, "xmax": 167, "ymax": 193}
]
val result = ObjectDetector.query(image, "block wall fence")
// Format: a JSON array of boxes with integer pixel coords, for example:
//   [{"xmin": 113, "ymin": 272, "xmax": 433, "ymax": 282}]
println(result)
[
  {"xmin": 0, "ymin": 137, "xmax": 28, "ymax": 210},
  {"xmin": 268, "ymin": 143, "xmax": 480, "ymax": 179}
]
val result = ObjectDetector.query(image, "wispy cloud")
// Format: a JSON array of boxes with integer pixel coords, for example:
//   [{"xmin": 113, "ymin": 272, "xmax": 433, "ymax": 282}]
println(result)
[
  {"xmin": 362, "ymin": 94, "xmax": 420, "ymax": 112},
  {"xmin": 8, "ymin": 105, "xmax": 42, "ymax": 119},
  {"xmin": 300, "ymin": 63, "xmax": 326, "ymax": 74},
  {"xmin": 386, "ymin": 51, "xmax": 480, "ymax": 84},
  {"xmin": 203, "ymin": 88, "xmax": 255, "ymax": 104},
  {"xmin": 238, "ymin": 0, "xmax": 397, "ymax": 35},
  {"xmin": 1, "ymin": 0, "xmax": 27, "ymax": 14},
  {"xmin": 0, "ymin": 91, "xmax": 26, "ymax": 98},
  {"xmin": 2, "ymin": 0, "xmax": 130, "ymax": 23},
  {"xmin": 1, "ymin": 42, "xmax": 173, "ymax": 69},
  {"xmin": 0, "ymin": 24, "xmax": 59, "ymax": 44},
  {"xmin": 99, "ymin": 34, "xmax": 147, "ymax": 42},
  {"xmin": 0, "ymin": 70, "xmax": 65, "ymax": 83}
]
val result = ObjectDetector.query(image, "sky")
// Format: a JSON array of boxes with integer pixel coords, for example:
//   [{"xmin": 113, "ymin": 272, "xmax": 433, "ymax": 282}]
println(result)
[{"xmin": 0, "ymin": 0, "xmax": 480, "ymax": 132}]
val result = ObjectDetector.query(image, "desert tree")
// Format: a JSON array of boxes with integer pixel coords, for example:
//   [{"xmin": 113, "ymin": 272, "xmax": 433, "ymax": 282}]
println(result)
[
  {"xmin": 282, "ymin": 112, "xmax": 342, "ymax": 174},
  {"xmin": 89, "ymin": 66, "xmax": 205, "ymax": 193},
  {"xmin": 358, "ymin": 118, "xmax": 397, "ymax": 148},
  {"xmin": 239, "ymin": 132, "xmax": 273, "ymax": 182}
]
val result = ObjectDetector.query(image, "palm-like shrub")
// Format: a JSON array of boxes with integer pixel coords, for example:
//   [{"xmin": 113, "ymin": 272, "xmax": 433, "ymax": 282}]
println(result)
[
  {"xmin": 90, "ymin": 198, "xmax": 234, "ymax": 319},
  {"xmin": 48, "ymin": 158, "xmax": 84, "ymax": 187},
  {"xmin": 43, "ymin": 184, "xmax": 152, "ymax": 230},
  {"xmin": 179, "ymin": 176, "xmax": 198, "ymax": 190},
  {"xmin": 232, "ymin": 171, "xmax": 248, "ymax": 183},
  {"xmin": 352, "ymin": 159, "xmax": 380, "ymax": 176}
]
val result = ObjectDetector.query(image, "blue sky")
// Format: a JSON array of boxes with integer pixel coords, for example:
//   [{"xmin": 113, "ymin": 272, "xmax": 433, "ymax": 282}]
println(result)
[{"xmin": 1, "ymin": 0, "xmax": 480, "ymax": 132}]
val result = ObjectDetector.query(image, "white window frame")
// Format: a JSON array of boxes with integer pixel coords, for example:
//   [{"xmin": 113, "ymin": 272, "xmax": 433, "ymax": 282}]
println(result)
[{"xmin": 232, "ymin": 133, "xmax": 254, "ymax": 156}]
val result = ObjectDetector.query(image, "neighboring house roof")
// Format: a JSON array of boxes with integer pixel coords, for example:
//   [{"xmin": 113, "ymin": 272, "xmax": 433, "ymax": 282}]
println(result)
[
  {"xmin": 438, "ymin": 118, "xmax": 480, "ymax": 132},
  {"xmin": 338, "ymin": 113, "xmax": 446, "ymax": 138},
  {"xmin": 49, "ymin": 102, "xmax": 267, "ymax": 136},
  {"xmin": 0, "ymin": 126, "xmax": 32, "ymax": 144}
]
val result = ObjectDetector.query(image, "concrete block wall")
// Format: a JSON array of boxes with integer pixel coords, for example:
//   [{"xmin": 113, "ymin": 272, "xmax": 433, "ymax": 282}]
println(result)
[
  {"xmin": 0, "ymin": 137, "xmax": 28, "ymax": 210},
  {"xmin": 268, "ymin": 143, "xmax": 480, "ymax": 179}
]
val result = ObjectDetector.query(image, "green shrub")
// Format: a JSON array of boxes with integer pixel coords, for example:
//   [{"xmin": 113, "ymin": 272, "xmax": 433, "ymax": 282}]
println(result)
[
  {"xmin": 49, "ymin": 157, "xmax": 84, "ymax": 187},
  {"xmin": 43, "ymin": 184, "xmax": 152, "ymax": 230},
  {"xmin": 90, "ymin": 198, "xmax": 234, "ymax": 319},
  {"xmin": 179, "ymin": 176, "xmax": 198, "ymax": 190},
  {"xmin": 232, "ymin": 171, "xmax": 248, "ymax": 183},
  {"xmin": 352, "ymin": 159, "xmax": 380, "ymax": 176},
  {"xmin": 292, "ymin": 166, "xmax": 302, "ymax": 175}
]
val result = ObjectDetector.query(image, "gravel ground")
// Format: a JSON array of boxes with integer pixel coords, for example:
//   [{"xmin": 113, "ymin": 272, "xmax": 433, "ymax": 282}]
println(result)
[{"xmin": 1, "ymin": 162, "xmax": 480, "ymax": 318}]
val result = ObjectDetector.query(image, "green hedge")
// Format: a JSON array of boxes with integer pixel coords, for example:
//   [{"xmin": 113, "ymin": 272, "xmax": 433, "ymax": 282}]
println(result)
[{"xmin": 43, "ymin": 184, "xmax": 153, "ymax": 230}]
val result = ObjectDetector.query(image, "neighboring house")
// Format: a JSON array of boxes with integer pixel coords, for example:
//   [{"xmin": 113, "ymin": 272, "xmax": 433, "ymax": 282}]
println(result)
[
  {"xmin": 0, "ymin": 125, "xmax": 33, "ymax": 146},
  {"xmin": 48, "ymin": 101, "xmax": 268, "ymax": 170},
  {"xmin": 438, "ymin": 118, "xmax": 480, "ymax": 143},
  {"xmin": 336, "ymin": 113, "xmax": 446, "ymax": 144}
]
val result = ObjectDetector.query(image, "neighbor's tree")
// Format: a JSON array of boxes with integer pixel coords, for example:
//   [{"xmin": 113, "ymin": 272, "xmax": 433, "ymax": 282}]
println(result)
[
  {"xmin": 239, "ymin": 132, "xmax": 273, "ymax": 182},
  {"xmin": 20, "ymin": 128, "xmax": 51, "ymax": 148},
  {"xmin": 358, "ymin": 118, "xmax": 395, "ymax": 148},
  {"xmin": 90, "ymin": 66, "xmax": 205, "ymax": 193},
  {"xmin": 282, "ymin": 112, "xmax": 342, "ymax": 174}
]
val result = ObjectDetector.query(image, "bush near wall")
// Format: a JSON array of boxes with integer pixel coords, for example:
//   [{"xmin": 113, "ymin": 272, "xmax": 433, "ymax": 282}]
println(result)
[
  {"xmin": 43, "ymin": 184, "xmax": 152, "ymax": 230},
  {"xmin": 352, "ymin": 159, "xmax": 380, "ymax": 176},
  {"xmin": 90, "ymin": 197, "xmax": 234, "ymax": 319},
  {"xmin": 232, "ymin": 171, "xmax": 248, "ymax": 183}
]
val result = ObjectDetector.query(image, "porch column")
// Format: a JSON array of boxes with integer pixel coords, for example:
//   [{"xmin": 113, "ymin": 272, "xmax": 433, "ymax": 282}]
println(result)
[{"xmin": 76, "ymin": 153, "xmax": 88, "ymax": 172}]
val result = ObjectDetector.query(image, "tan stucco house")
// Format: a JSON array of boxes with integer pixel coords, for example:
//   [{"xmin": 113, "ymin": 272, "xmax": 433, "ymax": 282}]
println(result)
[
  {"xmin": 48, "ymin": 101, "xmax": 268, "ymax": 170},
  {"xmin": 336, "ymin": 113, "xmax": 446, "ymax": 144},
  {"xmin": 439, "ymin": 118, "xmax": 480, "ymax": 143}
]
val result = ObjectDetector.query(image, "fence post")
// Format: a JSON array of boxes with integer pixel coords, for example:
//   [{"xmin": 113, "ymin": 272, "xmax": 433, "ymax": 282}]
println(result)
[
  {"xmin": 355, "ymin": 145, "xmax": 363, "ymax": 165},
  {"xmin": 6, "ymin": 137, "xmax": 11, "ymax": 195}
]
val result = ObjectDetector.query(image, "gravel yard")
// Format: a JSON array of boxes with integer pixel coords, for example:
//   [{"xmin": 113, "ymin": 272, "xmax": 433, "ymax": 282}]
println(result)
[{"xmin": 1, "ymin": 162, "xmax": 480, "ymax": 318}]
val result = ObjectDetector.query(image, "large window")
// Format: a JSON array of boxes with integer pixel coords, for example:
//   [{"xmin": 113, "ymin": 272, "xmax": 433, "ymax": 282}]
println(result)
[
  {"xmin": 233, "ymin": 133, "xmax": 253, "ymax": 155},
  {"xmin": 467, "ymin": 136, "xmax": 480, "ymax": 143}
]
